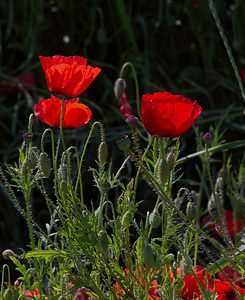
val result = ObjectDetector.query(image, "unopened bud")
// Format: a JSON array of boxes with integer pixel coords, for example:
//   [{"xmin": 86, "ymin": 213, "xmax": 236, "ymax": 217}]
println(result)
[
  {"xmin": 125, "ymin": 115, "xmax": 138, "ymax": 125},
  {"xmin": 98, "ymin": 141, "xmax": 108, "ymax": 165},
  {"xmin": 3, "ymin": 288, "xmax": 15, "ymax": 300},
  {"xmin": 186, "ymin": 202, "xmax": 196, "ymax": 221},
  {"xmin": 2, "ymin": 249, "xmax": 16, "ymax": 260},
  {"xmin": 122, "ymin": 211, "xmax": 133, "ymax": 229},
  {"xmin": 39, "ymin": 152, "xmax": 51, "ymax": 178},
  {"xmin": 208, "ymin": 194, "xmax": 217, "ymax": 215},
  {"xmin": 22, "ymin": 132, "xmax": 33, "ymax": 144},
  {"xmin": 114, "ymin": 78, "xmax": 126, "ymax": 98},
  {"xmin": 60, "ymin": 180, "xmax": 69, "ymax": 198},
  {"xmin": 166, "ymin": 152, "xmax": 175, "ymax": 171},
  {"xmin": 149, "ymin": 210, "xmax": 161, "ymax": 229},
  {"xmin": 155, "ymin": 158, "xmax": 169, "ymax": 184},
  {"xmin": 98, "ymin": 230, "xmax": 109, "ymax": 253},
  {"xmin": 116, "ymin": 135, "xmax": 131, "ymax": 151},
  {"xmin": 28, "ymin": 147, "xmax": 39, "ymax": 170},
  {"xmin": 144, "ymin": 244, "xmax": 155, "ymax": 269},
  {"xmin": 202, "ymin": 132, "xmax": 213, "ymax": 143},
  {"xmin": 215, "ymin": 177, "xmax": 223, "ymax": 193}
]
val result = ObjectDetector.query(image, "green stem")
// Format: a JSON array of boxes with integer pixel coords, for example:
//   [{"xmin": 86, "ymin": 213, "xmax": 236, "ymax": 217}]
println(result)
[
  {"xmin": 59, "ymin": 97, "xmax": 66, "ymax": 151},
  {"xmin": 208, "ymin": 0, "xmax": 245, "ymax": 101},
  {"xmin": 119, "ymin": 62, "xmax": 141, "ymax": 119}
]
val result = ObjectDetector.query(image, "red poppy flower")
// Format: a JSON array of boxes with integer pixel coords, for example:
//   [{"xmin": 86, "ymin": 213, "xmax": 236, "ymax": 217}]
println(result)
[
  {"xmin": 213, "ymin": 279, "xmax": 245, "ymax": 300},
  {"xmin": 218, "ymin": 266, "xmax": 245, "ymax": 288},
  {"xmin": 171, "ymin": 266, "xmax": 214, "ymax": 299},
  {"xmin": 200, "ymin": 210, "xmax": 244, "ymax": 238},
  {"xmin": 39, "ymin": 55, "xmax": 101, "ymax": 97},
  {"xmin": 34, "ymin": 95, "xmax": 92, "ymax": 128},
  {"xmin": 114, "ymin": 268, "xmax": 160, "ymax": 300},
  {"xmin": 25, "ymin": 288, "xmax": 40, "ymax": 300},
  {"xmin": 141, "ymin": 91, "xmax": 202, "ymax": 137}
]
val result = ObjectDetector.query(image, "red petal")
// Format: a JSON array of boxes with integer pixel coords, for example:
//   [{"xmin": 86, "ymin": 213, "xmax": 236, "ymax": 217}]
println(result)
[{"xmin": 141, "ymin": 91, "xmax": 202, "ymax": 137}]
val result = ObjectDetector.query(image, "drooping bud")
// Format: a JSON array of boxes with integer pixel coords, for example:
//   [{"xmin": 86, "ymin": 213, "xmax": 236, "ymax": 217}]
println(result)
[
  {"xmin": 114, "ymin": 78, "xmax": 127, "ymax": 98},
  {"xmin": 166, "ymin": 152, "xmax": 176, "ymax": 171},
  {"xmin": 2, "ymin": 249, "xmax": 17, "ymax": 260},
  {"xmin": 59, "ymin": 180, "xmax": 69, "ymax": 198},
  {"xmin": 98, "ymin": 141, "xmax": 108, "ymax": 165},
  {"xmin": 202, "ymin": 132, "xmax": 213, "ymax": 143},
  {"xmin": 28, "ymin": 147, "xmax": 39, "ymax": 170},
  {"xmin": 39, "ymin": 152, "xmax": 51, "ymax": 178},
  {"xmin": 22, "ymin": 132, "xmax": 33, "ymax": 145},
  {"xmin": 116, "ymin": 135, "xmax": 131, "ymax": 151}
]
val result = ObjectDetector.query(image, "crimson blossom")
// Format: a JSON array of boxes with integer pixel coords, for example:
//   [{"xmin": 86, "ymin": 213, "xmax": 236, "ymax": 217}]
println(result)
[
  {"xmin": 39, "ymin": 55, "xmax": 101, "ymax": 97},
  {"xmin": 141, "ymin": 91, "xmax": 202, "ymax": 137},
  {"xmin": 34, "ymin": 95, "xmax": 92, "ymax": 128}
]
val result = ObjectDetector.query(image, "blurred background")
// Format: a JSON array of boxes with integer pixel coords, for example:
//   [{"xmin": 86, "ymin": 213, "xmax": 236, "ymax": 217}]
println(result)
[{"xmin": 0, "ymin": 0, "xmax": 244, "ymax": 275}]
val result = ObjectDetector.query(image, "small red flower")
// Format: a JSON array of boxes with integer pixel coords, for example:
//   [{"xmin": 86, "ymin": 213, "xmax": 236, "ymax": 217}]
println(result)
[
  {"xmin": 39, "ymin": 55, "xmax": 101, "ymax": 97},
  {"xmin": 34, "ymin": 95, "xmax": 92, "ymax": 128},
  {"xmin": 25, "ymin": 288, "xmax": 40, "ymax": 299},
  {"xmin": 141, "ymin": 91, "xmax": 202, "ymax": 137},
  {"xmin": 213, "ymin": 279, "xmax": 245, "ymax": 300},
  {"xmin": 218, "ymin": 266, "xmax": 245, "ymax": 288}
]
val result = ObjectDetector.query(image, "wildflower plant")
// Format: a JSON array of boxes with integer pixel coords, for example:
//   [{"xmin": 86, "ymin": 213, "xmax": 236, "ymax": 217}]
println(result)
[{"xmin": 0, "ymin": 53, "xmax": 244, "ymax": 300}]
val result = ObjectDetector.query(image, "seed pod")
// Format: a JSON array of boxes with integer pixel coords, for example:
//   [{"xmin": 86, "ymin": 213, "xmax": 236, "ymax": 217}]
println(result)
[
  {"xmin": 186, "ymin": 201, "xmax": 196, "ymax": 221},
  {"xmin": 122, "ymin": 211, "xmax": 133, "ymax": 229},
  {"xmin": 166, "ymin": 152, "xmax": 175, "ymax": 171},
  {"xmin": 116, "ymin": 135, "xmax": 131, "ymax": 151},
  {"xmin": 143, "ymin": 244, "xmax": 155, "ymax": 269},
  {"xmin": 98, "ymin": 141, "xmax": 108, "ymax": 165},
  {"xmin": 39, "ymin": 152, "xmax": 51, "ymax": 178},
  {"xmin": 98, "ymin": 230, "xmax": 109, "ymax": 253},
  {"xmin": 149, "ymin": 210, "xmax": 161, "ymax": 229}
]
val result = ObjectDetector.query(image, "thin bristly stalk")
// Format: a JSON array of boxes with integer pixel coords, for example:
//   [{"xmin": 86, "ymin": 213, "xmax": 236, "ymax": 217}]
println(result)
[
  {"xmin": 208, "ymin": 0, "xmax": 245, "ymax": 101},
  {"xmin": 119, "ymin": 62, "xmax": 141, "ymax": 118}
]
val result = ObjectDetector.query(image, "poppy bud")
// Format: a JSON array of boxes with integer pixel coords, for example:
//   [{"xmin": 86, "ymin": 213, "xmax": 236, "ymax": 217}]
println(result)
[
  {"xmin": 58, "ymin": 163, "xmax": 68, "ymax": 181},
  {"xmin": 163, "ymin": 253, "xmax": 175, "ymax": 264},
  {"xmin": 186, "ymin": 201, "xmax": 196, "ymax": 221},
  {"xmin": 155, "ymin": 158, "xmax": 169, "ymax": 184},
  {"xmin": 98, "ymin": 230, "xmax": 109, "ymax": 253},
  {"xmin": 98, "ymin": 141, "xmax": 108, "ymax": 165},
  {"xmin": 125, "ymin": 115, "xmax": 138, "ymax": 126},
  {"xmin": 202, "ymin": 132, "xmax": 213, "ymax": 143},
  {"xmin": 39, "ymin": 152, "xmax": 51, "ymax": 178},
  {"xmin": 3, "ymin": 288, "xmax": 15, "ymax": 300},
  {"xmin": 208, "ymin": 194, "xmax": 217, "ymax": 216},
  {"xmin": 116, "ymin": 135, "xmax": 131, "ymax": 151},
  {"xmin": 114, "ymin": 78, "xmax": 126, "ymax": 98},
  {"xmin": 60, "ymin": 180, "xmax": 69, "ymax": 198},
  {"xmin": 144, "ymin": 244, "xmax": 155, "ymax": 269},
  {"xmin": 166, "ymin": 152, "xmax": 175, "ymax": 171},
  {"xmin": 21, "ymin": 158, "xmax": 30, "ymax": 176},
  {"xmin": 28, "ymin": 147, "xmax": 39, "ymax": 170},
  {"xmin": 2, "ymin": 249, "xmax": 16, "ymax": 260},
  {"xmin": 149, "ymin": 209, "xmax": 161, "ymax": 229},
  {"xmin": 22, "ymin": 132, "xmax": 33, "ymax": 144},
  {"xmin": 122, "ymin": 211, "xmax": 133, "ymax": 229}
]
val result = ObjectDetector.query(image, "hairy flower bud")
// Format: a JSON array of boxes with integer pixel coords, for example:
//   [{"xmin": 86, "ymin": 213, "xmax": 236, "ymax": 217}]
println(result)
[
  {"xmin": 155, "ymin": 158, "xmax": 169, "ymax": 184},
  {"xmin": 186, "ymin": 201, "xmax": 196, "ymax": 221},
  {"xmin": 144, "ymin": 244, "xmax": 155, "ymax": 269},
  {"xmin": 2, "ymin": 249, "xmax": 16, "ymax": 260},
  {"xmin": 98, "ymin": 141, "xmax": 108, "ymax": 165},
  {"xmin": 149, "ymin": 209, "xmax": 161, "ymax": 229},
  {"xmin": 116, "ymin": 135, "xmax": 131, "ymax": 151},
  {"xmin": 98, "ymin": 230, "xmax": 109, "ymax": 253},
  {"xmin": 39, "ymin": 152, "xmax": 51, "ymax": 178},
  {"xmin": 122, "ymin": 211, "xmax": 133, "ymax": 229},
  {"xmin": 166, "ymin": 152, "xmax": 175, "ymax": 171}
]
